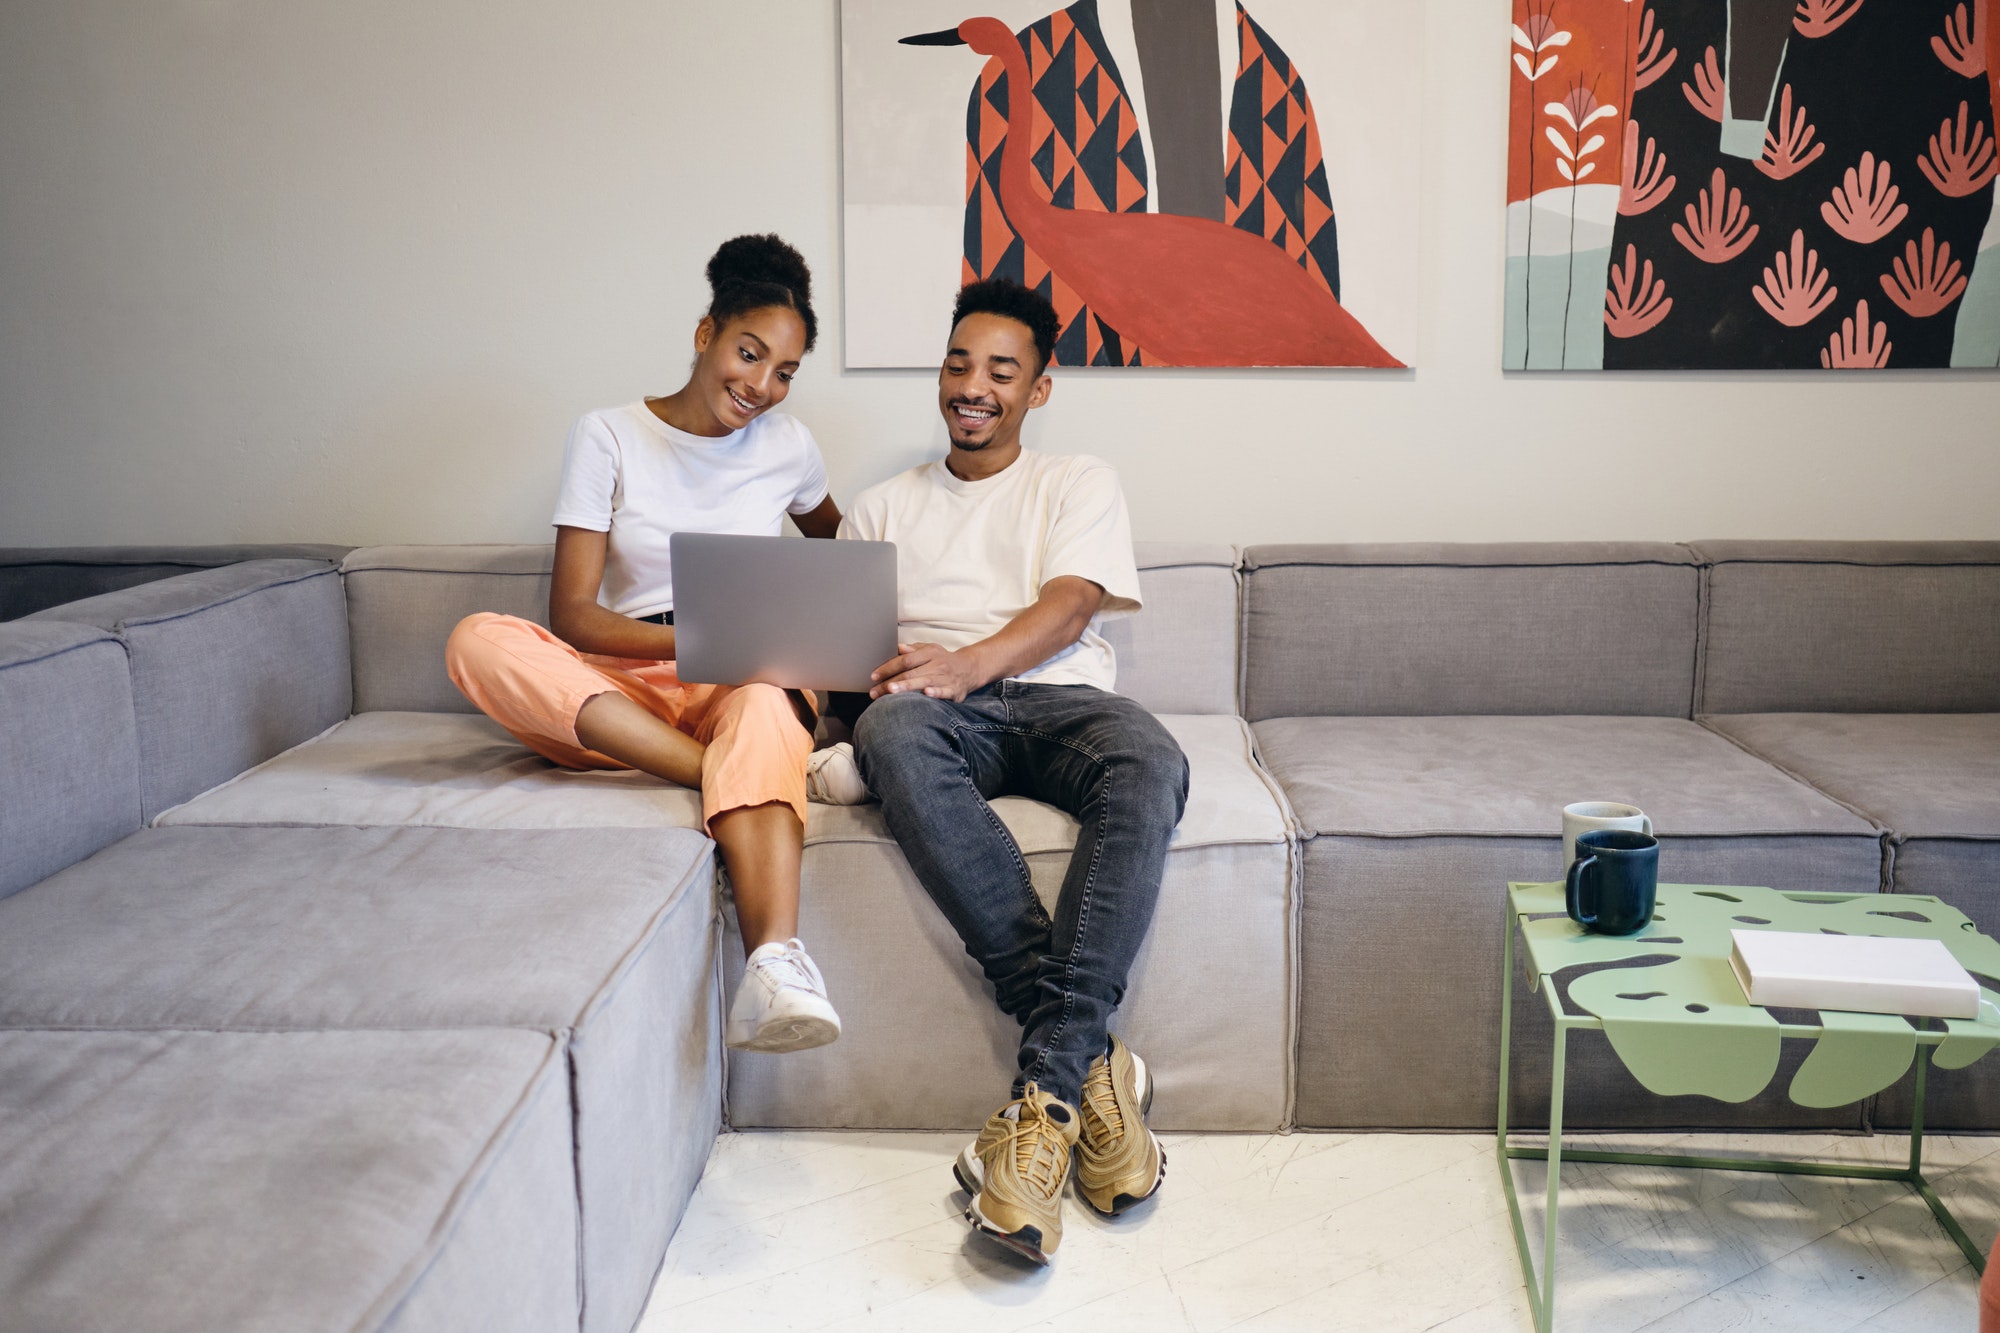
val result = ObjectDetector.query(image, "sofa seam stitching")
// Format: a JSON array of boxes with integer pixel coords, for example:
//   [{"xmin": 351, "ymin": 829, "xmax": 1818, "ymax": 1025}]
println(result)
[
  {"xmin": 94, "ymin": 565, "xmax": 339, "ymax": 633},
  {"xmin": 345, "ymin": 1030, "xmax": 572, "ymax": 1333},
  {"xmin": 0, "ymin": 632, "xmax": 131, "ymax": 674},
  {"xmin": 1690, "ymin": 718, "xmax": 1889, "ymax": 836}
]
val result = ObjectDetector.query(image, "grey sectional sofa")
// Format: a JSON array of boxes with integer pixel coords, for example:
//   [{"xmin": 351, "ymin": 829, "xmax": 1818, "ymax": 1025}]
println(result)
[{"xmin": 1, "ymin": 538, "xmax": 1994, "ymax": 1333}]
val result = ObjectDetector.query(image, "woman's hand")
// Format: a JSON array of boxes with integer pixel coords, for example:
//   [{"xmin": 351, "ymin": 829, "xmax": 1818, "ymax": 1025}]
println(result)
[{"xmin": 549, "ymin": 526, "xmax": 679, "ymax": 659}]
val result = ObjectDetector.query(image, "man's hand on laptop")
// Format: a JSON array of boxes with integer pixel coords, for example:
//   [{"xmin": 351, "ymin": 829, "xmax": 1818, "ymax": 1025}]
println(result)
[
  {"xmin": 867, "ymin": 578, "xmax": 1106, "ymax": 702},
  {"xmin": 869, "ymin": 642, "xmax": 984, "ymax": 701}
]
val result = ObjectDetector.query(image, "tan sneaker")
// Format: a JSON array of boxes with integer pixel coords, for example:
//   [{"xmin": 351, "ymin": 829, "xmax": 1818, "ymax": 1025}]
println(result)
[
  {"xmin": 1075, "ymin": 1035, "xmax": 1166, "ymax": 1216},
  {"xmin": 952, "ymin": 1084, "xmax": 1079, "ymax": 1265}
]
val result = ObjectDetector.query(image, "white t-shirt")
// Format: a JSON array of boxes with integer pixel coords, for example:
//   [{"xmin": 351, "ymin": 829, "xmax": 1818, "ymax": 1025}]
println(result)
[
  {"xmin": 550, "ymin": 402, "xmax": 829, "ymax": 617},
  {"xmin": 838, "ymin": 449, "xmax": 1142, "ymax": 691}
]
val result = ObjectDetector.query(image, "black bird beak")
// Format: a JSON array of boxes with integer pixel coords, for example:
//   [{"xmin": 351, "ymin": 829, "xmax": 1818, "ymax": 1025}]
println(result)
[{"xmin": 899, "ymin": 27, "xmax": 966, "ymax": 46}]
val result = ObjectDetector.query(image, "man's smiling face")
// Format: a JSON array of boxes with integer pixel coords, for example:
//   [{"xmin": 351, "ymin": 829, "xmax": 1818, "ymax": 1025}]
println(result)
[{"xmin": 937, "ymin": 311, "xmax": 1051, "ymax": 458}]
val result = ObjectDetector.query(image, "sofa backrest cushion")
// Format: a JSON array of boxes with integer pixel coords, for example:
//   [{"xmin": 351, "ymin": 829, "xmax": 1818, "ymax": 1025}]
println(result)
[
  {"xmin": 0, "ymin": 623, "xmax": 142, "ymax": 898},
  {"xmin": 1107, "ymin": 543, "xmax": 1239, "ymax": 715},
  {"xmin": 0, "ymin": 545, "xmax": 353, "ymax": 621},
  {"xmin": 344, "ymin": 546, "xmax": 553, "ymax": 713},
  {"xmin": 342, "ymin": 542, "xmax": 1241, "ymax": 717},
  {"xmin": 1694, "ymin": 541, "xmax": 2000, "ymax": 713},
  {"xmin": 26, "ymin": 561, "xmax": 351, "ymax": 819},
  {"xmin": 1241, "ymin": 543, "xmax": 1701, "ymax": 720}
]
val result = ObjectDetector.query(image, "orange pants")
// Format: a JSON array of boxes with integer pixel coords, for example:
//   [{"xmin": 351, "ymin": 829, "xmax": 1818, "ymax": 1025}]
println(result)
[{"xmin": 444, "ymin": 613, "xmax": 811, "ymax": 833}]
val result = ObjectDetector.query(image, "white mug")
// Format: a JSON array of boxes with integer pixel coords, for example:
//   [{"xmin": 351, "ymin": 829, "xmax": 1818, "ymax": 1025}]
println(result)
[{"xmin": 1562, "ymin": 801, "xmax": 1653, "ymax": 869}]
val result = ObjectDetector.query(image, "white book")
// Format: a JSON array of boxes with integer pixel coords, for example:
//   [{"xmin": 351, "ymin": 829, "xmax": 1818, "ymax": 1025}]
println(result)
[{"xmin": 1728, "ymin": 929, "xmax": 1981, "ymax": 1020}]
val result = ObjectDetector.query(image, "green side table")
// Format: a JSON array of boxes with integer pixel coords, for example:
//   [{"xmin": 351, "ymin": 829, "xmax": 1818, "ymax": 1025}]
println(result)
[{"xmin": 1498, "ymin": 881, "xmax": 2000, "ymax": 1333}]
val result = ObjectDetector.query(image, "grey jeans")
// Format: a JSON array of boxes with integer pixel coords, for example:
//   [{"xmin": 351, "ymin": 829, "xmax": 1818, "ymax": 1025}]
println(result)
[{"xmin": 853, "ymin": 680, "xmax": 1189, "ymax": 1107}]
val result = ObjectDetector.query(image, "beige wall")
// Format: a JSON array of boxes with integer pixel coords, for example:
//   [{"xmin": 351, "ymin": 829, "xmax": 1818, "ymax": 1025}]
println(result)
[{"xmin": 2, "ymin": 0, "xmax": 1996, "ymax": 548}]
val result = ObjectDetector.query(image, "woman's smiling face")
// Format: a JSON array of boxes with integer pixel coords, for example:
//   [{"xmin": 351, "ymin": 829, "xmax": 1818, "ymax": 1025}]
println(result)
[{"xmin": 689, "ymin": 304, "xmax": 808, "ymax": 433}]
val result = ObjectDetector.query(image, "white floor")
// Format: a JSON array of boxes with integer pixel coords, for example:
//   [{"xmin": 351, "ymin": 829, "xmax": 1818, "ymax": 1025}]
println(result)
[{"xmin": 638, "ymin": 1128, "xmax": 1998, "ymax": 1332}]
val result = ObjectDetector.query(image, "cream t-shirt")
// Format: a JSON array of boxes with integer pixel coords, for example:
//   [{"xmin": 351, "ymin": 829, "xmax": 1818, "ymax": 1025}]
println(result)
[
  {"xmin": 838, "ymin": 449, "xmax": 1142, "ymax": 691},
  {"xmin": 550, "ymin": 402, "xmax": 829, "ymax": 617}
]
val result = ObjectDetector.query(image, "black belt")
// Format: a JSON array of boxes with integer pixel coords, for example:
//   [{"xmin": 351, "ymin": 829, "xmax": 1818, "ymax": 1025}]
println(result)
[{"xmin": 635, "ymin": 611, "xmax": 674, "ymax": 625}]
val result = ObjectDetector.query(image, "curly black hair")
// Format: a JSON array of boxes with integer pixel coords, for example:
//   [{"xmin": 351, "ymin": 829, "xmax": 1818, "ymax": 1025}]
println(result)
[
  {"xmin": 951, "ymin": 278, "xmax": 1059, "ymax": 374},
  {"xmin": 705, "ymin": 234, "xmax": 817, "ymax": 353}
]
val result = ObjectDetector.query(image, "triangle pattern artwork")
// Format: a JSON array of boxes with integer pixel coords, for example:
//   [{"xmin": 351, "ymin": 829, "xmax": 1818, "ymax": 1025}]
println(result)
[
  {"xmin": 1225, "ymin": 4, "xmax": 1341, "ymax": 300},
  {"xmin": 963, "ymin": 3, "xmax": 1151, "ymax": 366},
  {"xmin": 841, "ymin": 0, "xmax": 1419, "ymax": 367}
]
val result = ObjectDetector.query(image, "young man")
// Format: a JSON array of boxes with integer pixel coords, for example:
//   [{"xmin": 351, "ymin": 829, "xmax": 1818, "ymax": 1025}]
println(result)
[{"xmin": 836, "ymin": 279, "xmax": 1189, "ymax": 1266}]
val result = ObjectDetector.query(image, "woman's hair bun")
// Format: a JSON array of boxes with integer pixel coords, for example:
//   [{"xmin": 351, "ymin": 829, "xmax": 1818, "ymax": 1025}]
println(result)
[
  {"xmin": 704, "ymin": 233, "xmax": 818, "ymax": 352},
  {"xmin": 707, "ymin": 234, "xmax": 812, "ymax": 304}
]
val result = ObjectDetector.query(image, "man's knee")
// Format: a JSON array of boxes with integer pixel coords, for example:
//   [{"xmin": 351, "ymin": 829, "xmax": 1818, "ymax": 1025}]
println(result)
[
  {"xmin": 1105, "ymin": 719, "xmax": 1190, "ymax": 819},
  {"xmin": 853, "ymin": 692, "xmax": 951, "ymax": 750},
  {"xmin": 852, "ymin": 693, "xmax": 957, "ymax": 786}
]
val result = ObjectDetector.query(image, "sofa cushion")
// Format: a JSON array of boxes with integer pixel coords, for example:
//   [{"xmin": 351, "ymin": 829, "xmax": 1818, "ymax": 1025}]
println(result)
[
  {"xmin": 726, "ymin": 714, "xmax": 1297, "ymax": 1131},
  {"xmin": 1257, "ymin": 714, "xmax": 1879, "ymax": 840},
  {"xmin": 1253, "ymin": 715, "xmax": 1884, "ymax": 1130},
  {"xmin": 1103, "ymin": 542, "xmax": 1239, "ymax": 715},
  {"xmin": 1699, "ymin": 711, "xmax": 2000, "ymax": 1130},
  {"xmin": 0, "ymin": 1027, "xmax": 574, "ymax": 1333},
  {"xmin": 1701, "ymin": 713, "xmax": 2000, "ymax": 840},
  {"xmin": 1692, "ymin": 541, "xmax": 2000, "ymax": 714},
  {"xmin": 0, "ymin": 622, "xmax": 142, "ymax": 900},
  {"xmin": 343, "ymin": 545, "xmax": 554, "ymax": 714},
  {"xmin": 339, "ymin": 541, "xmax": 1240, "ymax": 716},
  {"xmin": 1241, "ymin": 543, "xmax": 1700, "ymax": 720},
  {"xmin": 0, "ymin": 825, "xmax": 720, "ymax": 1333},
  {"xmin": 0, "ymin": 543, "xmax": 352, "ymax": 621},
  {"xmin": 159, "ymin": 711, "xmax": 1287, "ymax": 848},
  {"xmin": 153, "ymin": 707, "xmax": 1294, "ymax": 1130},
  {"xmin": 158, "ymin": 710, "xmax": 709, "ymax": 829},
  {"xmin": 27, "ymin": 559, "xmax": 351, "ymax": 819}
]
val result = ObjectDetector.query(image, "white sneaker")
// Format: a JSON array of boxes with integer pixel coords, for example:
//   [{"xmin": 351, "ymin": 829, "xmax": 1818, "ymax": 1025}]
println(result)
[
  {"xmin": 805, "ymin": 742, "xmax": 870, "ymax": 805},
  {"xmin": 726, "ymin": 938, "xmax": 842, "ymax": 1053}
]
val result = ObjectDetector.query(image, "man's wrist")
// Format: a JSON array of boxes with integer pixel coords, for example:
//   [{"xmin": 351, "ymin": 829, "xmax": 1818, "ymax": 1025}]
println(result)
[{"xmin": 955, "ymin": 643, "xmax": 999, "ymax": 693}]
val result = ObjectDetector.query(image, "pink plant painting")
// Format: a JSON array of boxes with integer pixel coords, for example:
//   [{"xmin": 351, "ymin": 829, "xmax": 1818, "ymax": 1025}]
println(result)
[
  {"xmin": 1757, "ymin": 86, "xmax": 1825, "ymax": 180},
  {"xmin": 1752, "ymin": 230, "xmax": 1838, "ymax": 325},
  {"xmin": 1633, "ymin": 2, "xmax": 1678, "ymax": 91},
  {"xmin": 1673, "ymin": 167, "xmax": 1759, "ymax": 262},
  {"xmin": 1620, "ymin": 118, "xmax": 1676, "ymax": 215},
  {"xmin": 1932, "ymin": 2, "xmax": 1987, "ymax": 78},
  {"xmin": 1605, "ymin": 243, "xmax": 1673, "ymax": 336},
  {"xmin": 1795, "ymin": 0, "xmax": 1866, "ymax": 41},
  {"xmin": 1683, "ymin": 46, "xmax": 1726, "ymax": 122},
  {"xmin": 1880, "ymin": 228, "xmax": 1969, "ymax": 317},
  {"xmin": 1918, "ymin": 101, "xmax": 1998, "ymax": 197},
  {"xmin": 1506, "ymin": 0, "xmax": 1999, "ymax": 369},
  {"xmin": 1821, "ymin": 152, "xmax": 1909, "ymax": 243},
  {"xmin": 1821, "ymin": 298, "xmax": 1892, "ymax": 367}
]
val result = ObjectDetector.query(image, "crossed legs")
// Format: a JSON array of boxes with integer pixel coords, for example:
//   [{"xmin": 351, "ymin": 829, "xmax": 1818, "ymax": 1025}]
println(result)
[{"xmin": 446, "ymin": 613, "xmax": 812, "ymax": 950}]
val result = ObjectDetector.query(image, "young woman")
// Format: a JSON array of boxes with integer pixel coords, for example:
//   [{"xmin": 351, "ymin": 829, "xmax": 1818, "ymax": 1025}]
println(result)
[{"xmin": 446, "ymin": 234, "xmax": 859, "ymax": 1054}]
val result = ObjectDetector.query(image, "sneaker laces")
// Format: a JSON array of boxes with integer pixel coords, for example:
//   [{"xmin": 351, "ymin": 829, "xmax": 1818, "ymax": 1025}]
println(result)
[
  {"xmin": 1001, "ymin": 1086, "xmax": 1072, "ymax": 1198},
  {"xmin": 751, "ymin": 941, "xmax": 823, "ymax": 996},
  {"xmin": 1081, "ymin": 1057, "xmax": 1124, "ymax": 1148},
  {"xmin": 804, "ymin": 750, "xmax": 835, "ymax": 801}
]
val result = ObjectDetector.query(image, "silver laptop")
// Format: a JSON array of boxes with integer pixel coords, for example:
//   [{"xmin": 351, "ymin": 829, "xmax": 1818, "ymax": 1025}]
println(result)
[{"xmin": 669, "ymin": 532, "xmax": 899, "ymax": 692}]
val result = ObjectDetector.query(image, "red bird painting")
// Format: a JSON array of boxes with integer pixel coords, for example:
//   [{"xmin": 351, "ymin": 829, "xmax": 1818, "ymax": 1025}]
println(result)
[{"xmin": 903, "ymin": 12, "xmax": 1405, "ymax": 368}]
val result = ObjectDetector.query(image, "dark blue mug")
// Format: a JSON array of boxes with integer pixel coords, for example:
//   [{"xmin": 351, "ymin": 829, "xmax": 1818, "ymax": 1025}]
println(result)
[{"xmin": 1565, "ymin": 829, "xmax": 1659, "ymax": 935}]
